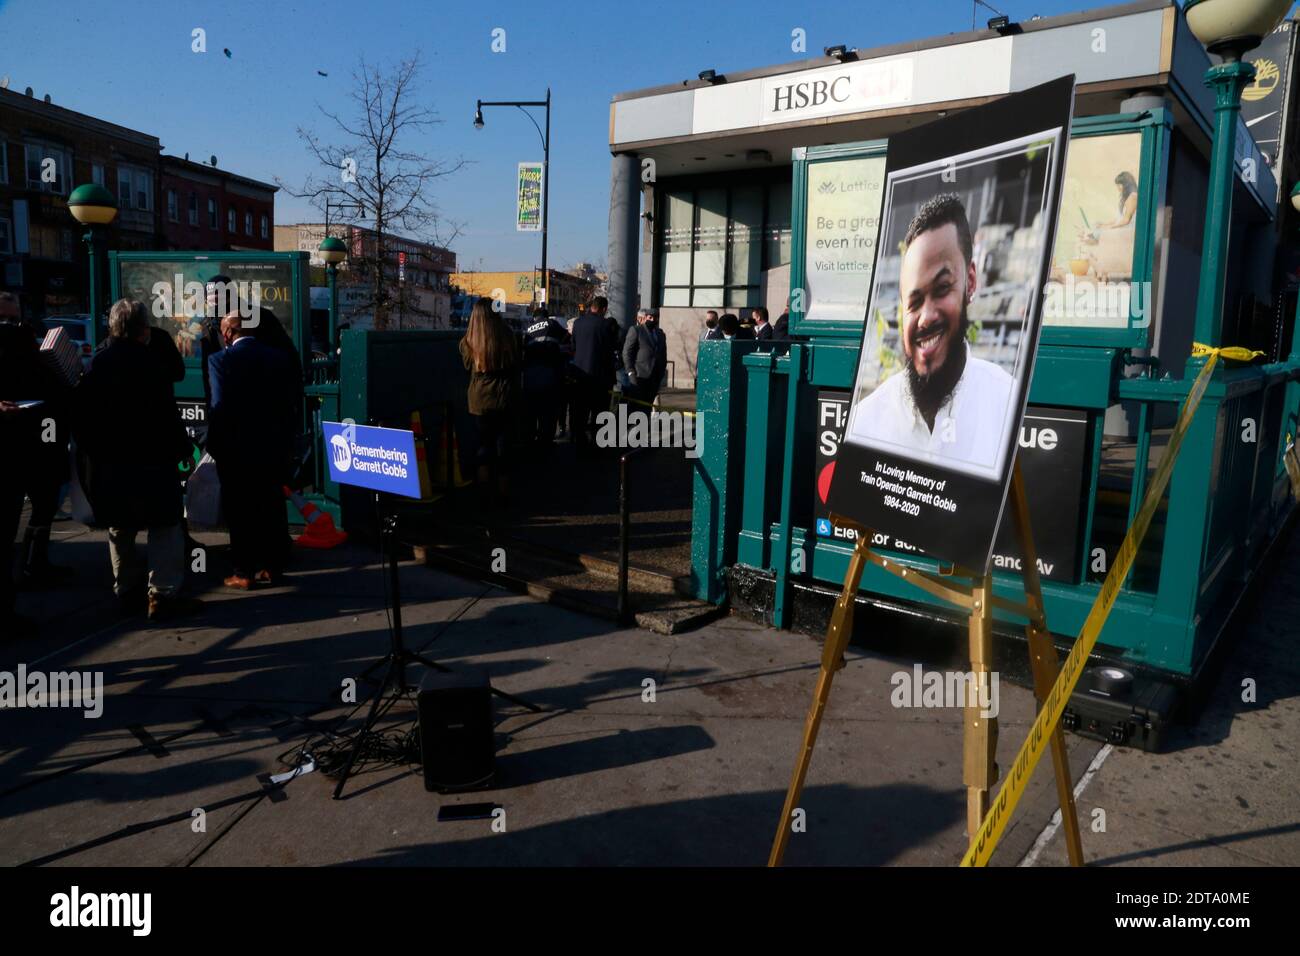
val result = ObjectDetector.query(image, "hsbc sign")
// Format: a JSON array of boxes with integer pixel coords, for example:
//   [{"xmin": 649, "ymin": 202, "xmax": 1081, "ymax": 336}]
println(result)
[{"xmin": 761, "ymin": 56, "xmax": 913, "ymax": 124}]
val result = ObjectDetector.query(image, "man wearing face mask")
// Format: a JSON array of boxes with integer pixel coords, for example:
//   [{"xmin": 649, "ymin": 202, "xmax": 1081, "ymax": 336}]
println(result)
[{"xmin": 848, "ymin": 193, "xmax": 1013, "ymax": 471}]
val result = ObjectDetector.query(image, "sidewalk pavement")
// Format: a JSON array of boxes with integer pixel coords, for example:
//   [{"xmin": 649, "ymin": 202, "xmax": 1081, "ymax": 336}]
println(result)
[{"xmin": 1, "ymin": 517, "xmax": 1296, "ymax": 866}]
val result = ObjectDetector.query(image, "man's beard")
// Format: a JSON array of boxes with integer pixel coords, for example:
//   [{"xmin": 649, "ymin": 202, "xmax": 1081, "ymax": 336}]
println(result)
[{"xmin": 906, "ymin": 304, "xmax": 970, "ymax": 428}]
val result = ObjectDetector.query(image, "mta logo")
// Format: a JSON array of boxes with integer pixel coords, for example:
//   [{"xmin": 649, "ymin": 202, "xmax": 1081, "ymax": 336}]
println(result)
[
  {"xmin": 329, "ymin": 434, "xmax": 352, "ymax": 473},
  {"xmin": 816, "ymin": 517, "xmax": 832, "ymax": 537}
]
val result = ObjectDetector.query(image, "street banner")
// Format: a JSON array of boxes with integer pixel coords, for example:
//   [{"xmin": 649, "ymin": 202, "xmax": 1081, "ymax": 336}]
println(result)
[
  {"xmin": 517, "ymin": 162, "xmax": 543, "ymax": 232},
  {"xmin": 827, "ymin": 76, "xmax": 1075, "ymax": 571},
  {"xmin": 322, "ymin": 421, "xmax": 421, "ymax": 499}
]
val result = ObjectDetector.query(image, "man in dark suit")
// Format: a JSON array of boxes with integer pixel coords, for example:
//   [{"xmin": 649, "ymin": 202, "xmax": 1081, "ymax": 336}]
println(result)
[
  {"xmin": 752, "ymin": 307, "xmax": 775, "ymax": 342},
  {"xmin": 201, "ymin": 279, "xmax": 301, "ymax": 410},
  {"xmin": 569, "ymin": 300, "xmax": 616, "ymax": 451},
  {"xmin": 207, "ymin": 313, "xmax": 297, "ymax": 589},
  {"xmin": 622, "ymin": 309, "xmax": 668, "ymax": 406}
]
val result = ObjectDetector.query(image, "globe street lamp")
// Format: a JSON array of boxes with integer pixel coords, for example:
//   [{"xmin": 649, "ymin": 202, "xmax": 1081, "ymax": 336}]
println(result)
[
  {"xmin": 1185, "ymin": 0, "xmax": 1292, "ymax": 348},
  {"xmin": 473, "ymin": 90, "xmax": 551, "ymax": 308},
  {"xmin": 67, "ymin": 183, "xmax": 118, "ymax": 349},
  {"xmin": 318, "ymin": 235, "xmax": 348, "ymax": 352}
]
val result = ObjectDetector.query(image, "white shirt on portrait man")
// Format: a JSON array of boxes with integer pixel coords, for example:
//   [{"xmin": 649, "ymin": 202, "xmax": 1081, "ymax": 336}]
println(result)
[{"xmin": 847, "ymin": 342, "xmax": 1015, "ymax": 476}]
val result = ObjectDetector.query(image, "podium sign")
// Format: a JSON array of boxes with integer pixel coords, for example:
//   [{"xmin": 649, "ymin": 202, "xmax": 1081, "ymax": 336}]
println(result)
[{"xmin": 322, "ymin": 421, "xmax": 421, "ymax": 499}]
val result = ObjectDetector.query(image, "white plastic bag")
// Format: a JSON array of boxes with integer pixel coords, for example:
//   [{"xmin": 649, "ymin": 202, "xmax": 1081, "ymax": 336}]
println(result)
[
  {"xmin": 185, "ymin": 452, "xmax": 224, "ymax": 530},
  {"xmin": 68, "ymin": 440, "xmax": 95, "ymax": 526}
]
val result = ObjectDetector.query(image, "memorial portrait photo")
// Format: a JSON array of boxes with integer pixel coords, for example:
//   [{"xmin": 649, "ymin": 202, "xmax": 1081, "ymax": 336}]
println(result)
[
  {"xmin": 826, "ymin": 76, "xmax": 1074, "ymax": 571},
  {"xmin": 844, "ymin": 131, "xmax": 1060, "ymax": 483}
]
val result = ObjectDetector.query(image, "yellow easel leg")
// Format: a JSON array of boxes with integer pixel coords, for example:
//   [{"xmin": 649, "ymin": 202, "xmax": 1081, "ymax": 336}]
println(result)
[
  {"xmin": 1010, "ymin": 464, "xmax": 1085, "ymax": 867},
  {"xmin": 768, "ymin": 529, "xmax": 870, "ymax": 867},
  {"xmin": 964, "ymin": 572, "xmax": 997, "ymax": 839}
]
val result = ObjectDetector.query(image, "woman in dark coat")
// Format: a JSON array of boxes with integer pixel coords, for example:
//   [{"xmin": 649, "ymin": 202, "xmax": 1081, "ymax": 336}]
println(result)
[
  {"xmin": 459, "ymin": 297, "xmax": 520, "ymax": 507},
  {"xmin": 75, "ymin": 300, "xmax": 193, "ymax": 617}
]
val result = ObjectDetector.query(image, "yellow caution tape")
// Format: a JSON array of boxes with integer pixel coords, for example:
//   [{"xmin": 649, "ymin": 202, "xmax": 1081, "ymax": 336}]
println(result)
[
  {"xmin": 961, "ymin": 345, "xmax": 1236, "ymax": 867},
  {"xmin": 608, "ymin": 390, "xmax": 698, "ymax": 417},
  {"xmin": 1190, "ymin": 342, "xmax": 1264, "ymax": 362}
]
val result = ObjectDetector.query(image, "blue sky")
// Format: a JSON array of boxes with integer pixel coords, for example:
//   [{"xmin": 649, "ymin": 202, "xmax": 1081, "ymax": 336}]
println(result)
[{"xmin": 1, "ymin": 0, "xmax": 1187, "ymax": 270}]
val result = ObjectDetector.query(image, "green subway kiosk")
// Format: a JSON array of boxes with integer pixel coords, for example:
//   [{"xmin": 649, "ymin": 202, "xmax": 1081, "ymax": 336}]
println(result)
[{"xmin": 603, "ymin": 0, "xmax": 1300, "ymax": 714}]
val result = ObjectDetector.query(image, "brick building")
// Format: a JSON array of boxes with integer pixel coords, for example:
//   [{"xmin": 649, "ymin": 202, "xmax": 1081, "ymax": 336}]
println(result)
[
  {"xmin": 449, "ymin": 268, "xmax": 599, "ymax": 320},
  {"xmin": 0, "ymin": 85, "xmax": 160, "ymax": 321},
  {"xmin": 160, "ymin": 155, "xmax": 277, "ymax": 251},
  {"xmin": 274, "ymin": 222, "xmax": 456, "ymax": 329}
]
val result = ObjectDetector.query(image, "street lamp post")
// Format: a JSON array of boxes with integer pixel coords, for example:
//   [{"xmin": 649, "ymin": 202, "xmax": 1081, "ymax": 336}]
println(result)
[
  {"xmin": 474, "ymin": 89, "xmax": 551, "ymax": 308},
  {"xmin": 318, "ymin": 236, "xmax": 349, "ymax": 353},
  {"xmin": 67, "ymin": 183, "xmax": 118, "ymax": 350},
  {"xmin": 1186, "ymin": 0, "xmax": 1292, "ymax": 348}
]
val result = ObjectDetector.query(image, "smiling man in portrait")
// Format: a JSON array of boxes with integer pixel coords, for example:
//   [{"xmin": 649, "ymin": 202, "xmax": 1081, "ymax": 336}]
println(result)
[{"xmin": 848, "ymin": 192, "xmax": 1014, "ymax": 472}]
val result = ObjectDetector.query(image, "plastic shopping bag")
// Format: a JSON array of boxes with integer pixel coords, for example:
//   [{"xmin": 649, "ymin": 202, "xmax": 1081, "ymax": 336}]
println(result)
[{"xmin": 185, "ymin": 452, "xmax": 224, "ymax": 530}]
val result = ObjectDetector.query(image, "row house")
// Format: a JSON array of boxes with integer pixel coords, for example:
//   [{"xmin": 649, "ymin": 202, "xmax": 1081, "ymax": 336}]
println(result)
[
  {"xmin": 160, "ymin": 154, "xmax": 276, "ymax": 252},
  {"xmin": 0, "ymin": 85, "xmax": 160, "ymax": 321}
]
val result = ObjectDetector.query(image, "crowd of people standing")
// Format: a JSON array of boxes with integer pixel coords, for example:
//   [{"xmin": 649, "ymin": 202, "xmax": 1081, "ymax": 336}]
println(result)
[
  {"xmin": 1, "ymin": 279, "xmax": 303, "ymax": 637},
  {"xmin": 458, "ymin": 294, "xmax": 668, "ymax": 507}
]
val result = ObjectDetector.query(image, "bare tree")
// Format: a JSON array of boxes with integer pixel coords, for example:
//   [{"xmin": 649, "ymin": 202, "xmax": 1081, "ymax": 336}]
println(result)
[
  {"xmin": 282, "ymin": 53, "xmax": 463, "ymax": 330},
  {"xmin": 563, "ymin": 257, "xmax": 607, "ymax": 312}
]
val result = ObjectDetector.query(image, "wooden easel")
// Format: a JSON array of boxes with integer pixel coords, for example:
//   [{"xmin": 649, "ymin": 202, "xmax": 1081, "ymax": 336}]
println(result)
[{"xmin": 768, "ymin": 462, "xmax": 1085, "ymax": 867}]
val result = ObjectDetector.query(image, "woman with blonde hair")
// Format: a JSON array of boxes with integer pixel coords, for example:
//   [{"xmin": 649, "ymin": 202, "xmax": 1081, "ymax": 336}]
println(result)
[{"xmin": 459, "ymin": 297, "xmax": 520, "ymax": 506}]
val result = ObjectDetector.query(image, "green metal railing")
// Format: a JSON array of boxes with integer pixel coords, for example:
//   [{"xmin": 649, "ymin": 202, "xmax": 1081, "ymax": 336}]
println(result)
[{"xmin": 689, "ymin": 336, "xmax": 1300, "ymax": 678}]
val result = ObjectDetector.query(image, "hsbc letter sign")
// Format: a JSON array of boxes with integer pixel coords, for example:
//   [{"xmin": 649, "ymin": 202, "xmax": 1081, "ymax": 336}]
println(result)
[
  {"xmin": 760, "ymin": 56, "xmax": 913, "ymax": 124},
  {"xmin": 771, "ymin": 76, "xmax": 852, "ymax": 114}
]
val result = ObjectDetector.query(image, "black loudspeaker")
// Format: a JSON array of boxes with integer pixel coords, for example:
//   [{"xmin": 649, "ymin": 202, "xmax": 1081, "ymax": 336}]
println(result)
[{"xmin": 417, "ymin": 669, "xmax": 495, "ymax": 792}]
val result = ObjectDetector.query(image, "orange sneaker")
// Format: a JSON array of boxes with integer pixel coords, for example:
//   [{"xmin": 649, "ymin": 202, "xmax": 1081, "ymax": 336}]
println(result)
[{"xmin": 224, "ymin": 574, "xmax": 253, "ymax": 591}]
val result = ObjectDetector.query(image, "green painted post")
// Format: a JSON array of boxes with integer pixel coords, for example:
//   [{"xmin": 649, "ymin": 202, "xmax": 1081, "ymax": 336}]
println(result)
[
  {"xmin": 690, "ymin": 339, "xmax": 756, "ymax": 603},
  {"xmin": 737, "ymin": 352, "xmax": 777, "ymax": 569},
  {"xmin": 1153, "ymin": 385, "xmax": 1224, "ymax": 674},
  {"xmin": 84, "ymin": 228, "xmax": 101, "ymax": 348},
  {"xmin": 327, "ymin": 264, "xmax": 339, "ymax": 352},
  {"xmin": 1192, "ymin": 61, "xmax": 1255, "ymax": 350},
  {"xmin": 773, "ymin": 344, "xmax": 804, "ymax": 629}
]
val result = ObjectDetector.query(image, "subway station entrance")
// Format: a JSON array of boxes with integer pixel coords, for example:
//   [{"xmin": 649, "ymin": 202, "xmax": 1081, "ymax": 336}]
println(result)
[{"xmin": 602, "ymin": 0, "xmax": 1300, "ymax": 709}]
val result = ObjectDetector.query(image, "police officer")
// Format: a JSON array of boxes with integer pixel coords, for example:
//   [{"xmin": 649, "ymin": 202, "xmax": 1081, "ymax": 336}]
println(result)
[{"xmin": 521, "ymin": 306, "xmax": 571, "ymax": 450}]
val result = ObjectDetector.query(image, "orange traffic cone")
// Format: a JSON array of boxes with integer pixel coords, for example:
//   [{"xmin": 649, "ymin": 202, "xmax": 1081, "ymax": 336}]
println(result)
[
  {"xmin": 409, "ymin": 410, "xmax": 434, "ymax": 499},
  {"xmin": 433, "ymin": 416, "xmax": 472, "ymax": 490},
  {"xmin": 284, "ymin": 486, "xmax": 348, "ymax": 549}
]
